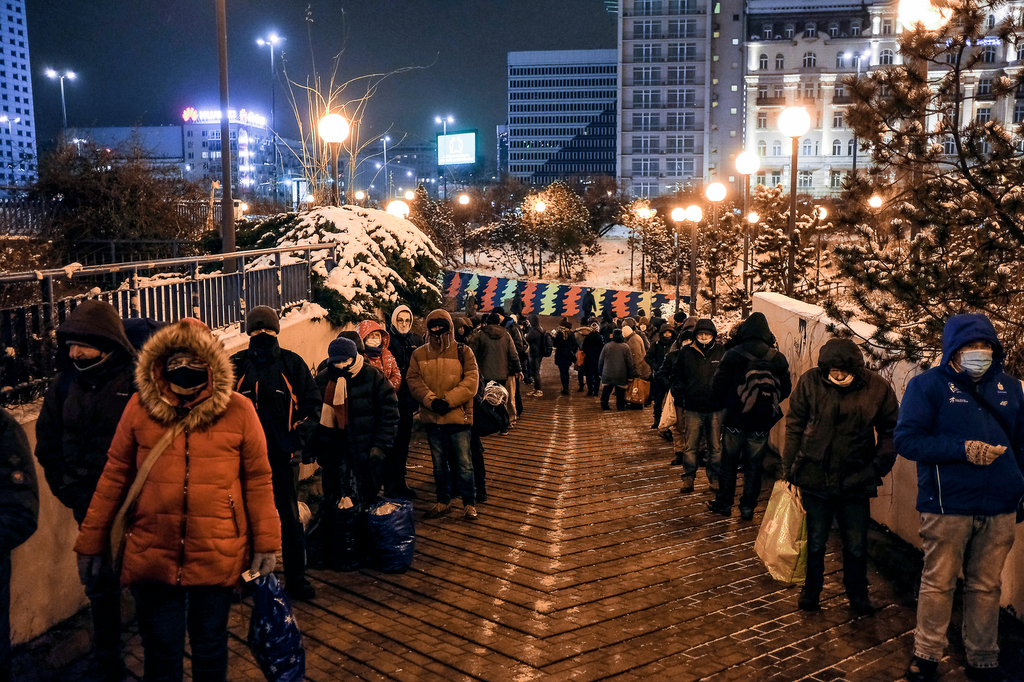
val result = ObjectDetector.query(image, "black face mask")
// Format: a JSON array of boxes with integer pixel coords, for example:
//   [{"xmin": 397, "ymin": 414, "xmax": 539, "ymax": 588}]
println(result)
[
  {"xmin": 166, "ymin": 366, "xmax": 209, "ymax": 392},
  {"xmin": 249, "ymin": 333, "xmax": 278, "ymax": 350},
  {"xmin": 73, "ymin": 354, "xmax": 108, "ymax": 372}
]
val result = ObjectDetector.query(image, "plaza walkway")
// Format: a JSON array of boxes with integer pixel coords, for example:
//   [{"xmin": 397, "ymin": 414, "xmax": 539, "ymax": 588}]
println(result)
[{"xmin": 15, "ymin": 358, "xmax": 1024, "ymax": 681}]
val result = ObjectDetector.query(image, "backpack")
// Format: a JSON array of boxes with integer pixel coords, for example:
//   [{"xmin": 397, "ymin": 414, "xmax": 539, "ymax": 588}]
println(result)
[
  {"xmin": 542, "ymin": 333, "xmax": 554, "ymax": 358},
  {"xmin": 735, "ymin": 347, "xmax": 781, "ymax": 414}
]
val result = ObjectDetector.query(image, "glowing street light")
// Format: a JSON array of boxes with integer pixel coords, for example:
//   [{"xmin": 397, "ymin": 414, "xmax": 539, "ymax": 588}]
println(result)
[
  {"xmin": 779, "ymin": 106, "xmax": 811, "ymax": 296},
  {"xmin": 435, "ymin": 115, "xmax": 454, "ymax": 199},
  {"xmin": 257, "ymin": 33, "xmax": 284, "ymax": 203},
  {"xmin": 404, "ymin": 190, "xmax": 415, "ymax": 201},
  {"xmin": 736, "ymin": 151, "xmax": 760, "ymax": 315},
  {"xmin": 318, "ymin": 113, "xmax": 350, "ymax": 206},
  {"xmin": 704, "ymin": 183, "xmax": 726, "ymax": 316},
  {"xmin": 868, "ymin": 195, "xmax": 883, "ymax": 209},
  {"xmin": 458, "ymin": 193, "xmax": 470, "ymax": 205},
  {"xmin": 354, "ymin": 190, "xmax": 365, "ymax": 203},
  {"xmin": 386, "ymin": 200, "xmax": 410, "ymax": 219},
  {"xmin": 45, "ymin": 68, "xmax": 76, "ymax": 129},
  {"xmin": 684, "ymin": 205, "xmax": 703, "ymax": 315}
]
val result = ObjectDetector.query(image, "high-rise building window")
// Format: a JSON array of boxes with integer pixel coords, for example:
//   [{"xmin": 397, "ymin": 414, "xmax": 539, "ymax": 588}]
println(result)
[
  {"xmin": 633, "ymin": 20, "xmax": 661, "ymax": 39},
  {"xmin": 668, "ymin": 42, "xmax": 696, "ymax": 61},
  {"xmin": 668, "ymin": 66, "xmax": 695, "ymax": 84},
  {"xmin": 634, "ymin": 43, "xmax": 662, "ymax": 62}
]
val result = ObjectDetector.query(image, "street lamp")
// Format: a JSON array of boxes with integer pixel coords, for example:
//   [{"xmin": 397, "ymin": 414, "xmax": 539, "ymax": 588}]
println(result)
[
  {"xmin": 435, "ymin": 115, "xmax": 453, "ymax": 200},
  {"xmin": 670, "ymin": 207, "xmax": 686, "ymax": 312},
  {"xmin": 685, "ymin": 204, "xmax": 703, "ymax": 315},
  {"xmin": 868, "ymin": 194, "xmax": 883, "ymax": 209},
  {"xmin": 735, "ymin": 151, "xmax": 760, "ymax": 315},
  {"xmin": 458, "ymin": 193, "xmax": 471, "ymax": 264},
  {"xmin": 533, "ymin": 201, "xmax": 546, "ymax": 277},
  {"xmin": 843, "ymin": 50, "xmax": 871, "ymax": 177},
  {"xmin": 45, "ymin": 68, "xmax": 76, "ymax": 129},
  {"xmin": 779, "ymin": 106, "xmax": 811, "ymax": 297},
  {"xmin": 704, "ymin": 183, "xmax": 726, "ymax": 316},
  {"xmin": 318, "ymin": 113, "xmax": 350, "ymax": 206},
  {"xmin": 381, "ymin": 136, "xmax": 391, "ymax": 200},
  {"xmin": 257, "ymin": 33, "xmax": 283, "ymax": 203},
  {"xmin": 354, "ymin": 190, "xmax": 365, "ymax": 204},
  {"xmin": 386, "ymin": 200, "xmax": 410, "ymax": 219}
]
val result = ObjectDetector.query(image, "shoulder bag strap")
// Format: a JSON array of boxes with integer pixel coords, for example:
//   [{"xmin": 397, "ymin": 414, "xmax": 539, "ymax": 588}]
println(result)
[{"xmin": 109, "ymin": 421, "xmax": 186, "ymax": 563}]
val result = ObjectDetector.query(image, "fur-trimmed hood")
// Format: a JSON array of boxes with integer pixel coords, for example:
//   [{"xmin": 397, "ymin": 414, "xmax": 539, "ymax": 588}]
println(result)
[{"xmin": 135, "ymin": 319, "xmax": 235, "ymax": 430}]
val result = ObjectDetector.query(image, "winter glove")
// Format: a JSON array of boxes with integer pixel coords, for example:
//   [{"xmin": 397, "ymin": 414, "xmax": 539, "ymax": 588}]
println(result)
[
  {"xmin": 77, "ymin": 554, "xmax": 103, "ymax": 586},
  {"xmin": 249, "ymin": 552, "xmax": 277, "ymax": 578},
  {"xmin": 430, "ymin": 398, "xmax": 451, "ymax": 415},
  {"xmin": 965, "ymin": 440, "xmax": 1006, "ymax": 466},
  {"xmin": 370, "ymin": 447, "xmax": 386, "ymax": 462}
]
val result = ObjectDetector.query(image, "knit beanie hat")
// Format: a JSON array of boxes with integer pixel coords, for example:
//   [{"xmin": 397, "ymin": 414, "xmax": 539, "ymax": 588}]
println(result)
[
  {"xmin": 246, "ymin": 305, "xmax": 280, "ymax": 335},
  {"xmin": 327, "ymin": 337, "xmax": 358, "ymax": 364},
  {"xmin": 484, "ymin": 312, "xmax": 501, "ymax": 325},
  {"xmin": 560, "ymin": 317, "xmax": 572, "ymax": 329},
  {"xmin": 612, "ymin": 329, "xmax": 624, "ymax": 343},
  {"xmin": 623, "ymin": 317, "xmax": 637, "ymax": 329},
  {"xmin": 673, "ymin": 311, "xmax": 687, "ymax": 324}
]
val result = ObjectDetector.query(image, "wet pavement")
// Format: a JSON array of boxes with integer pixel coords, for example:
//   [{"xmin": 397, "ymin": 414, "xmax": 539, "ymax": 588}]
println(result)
[{"xmin": 13, "ymin": 341, "xmax": 1024, "ymax": 681}]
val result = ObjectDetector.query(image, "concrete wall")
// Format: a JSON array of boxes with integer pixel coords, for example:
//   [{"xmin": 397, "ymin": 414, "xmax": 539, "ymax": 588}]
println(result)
[
  {"xmin": 9, "ymin": 311, "xmax": 339, "ymax": 645},
  {"xmin": 753, "ymin": 293, "xmax": 1024, "ymax": 620}
]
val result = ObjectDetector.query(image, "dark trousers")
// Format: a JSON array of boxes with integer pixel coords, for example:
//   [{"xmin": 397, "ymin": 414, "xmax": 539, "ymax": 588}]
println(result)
[
  {"xmin": 558, "ymin": 363, "xmax": 571, "ymax": 391},
  {"xmin": 651, "ymin": 382, "xmax": 667, "ymax": 425},
  {"xmin": 383, "ymin": 405, "xmax": 415, "ymax": 494},
  {"xmin": 715, "ymin": 427, "xmax": 769, "ymax": 513},
  {"xmin": 584, "ymin": 368, "xmax": 600, "ymax": 394},
  {"xmin": 601, "ymin": 384, "xmax": 627, "ymax": 410},
  {"xmin": 132, "ymin": 582, "xmax": 233, "ymax": 682},
  {"xmin": 452, "ymin": 433, "xmax": 487, "ymax": 497},
  {"xmin": 427, "ymin": 425, "xmax": 474, "ymax": 505},
  {"xmin": 801, "ymin": 493, "xmax": 871, "ymax": 596},
  {"xmin": 1, "ymin": 557, "xmax": 10, "ymax": 682},
  {"xmin": 271, "ymin": 461, "xmax": 305, "ymax": 587},
  {"xmin": 531, "ymin": 356, "xmax": 543, "ymax": 392}
]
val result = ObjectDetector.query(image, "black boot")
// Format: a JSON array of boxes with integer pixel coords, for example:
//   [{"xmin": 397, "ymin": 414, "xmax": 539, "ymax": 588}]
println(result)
[
  {"xmin": 848, "ymin": 589, "xmax": 876, "ymax": 616},
  {"xmin": 798, "ymin": 585, "xmax": 820, "ymax": 611}
]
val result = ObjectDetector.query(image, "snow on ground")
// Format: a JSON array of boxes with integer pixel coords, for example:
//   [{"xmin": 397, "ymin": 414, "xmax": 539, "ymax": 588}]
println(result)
[{"xmin": 463, "ymin": 237, "xmax": 644, "ymax": 290}]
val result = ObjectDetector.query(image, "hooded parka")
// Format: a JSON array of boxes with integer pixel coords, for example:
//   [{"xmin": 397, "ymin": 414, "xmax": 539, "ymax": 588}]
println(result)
[
  {"xmin": 357, "ymin": 319, "xmax": 402, "ymax": 392},
  {"xmin": 670, "ymin": 319, "xmax": 726, "ymax": 411},
  {"xmin": 74, "ymin": 320, "xmax": 281, "ymax": 588},
  {"xmin": 783, "ymin": 338, "xmax": 899, "ymax": 498},
  {"xmin": 407, "ymin": 310, "xmax": 480, "ymax": 426},
  {"xmin": 711, "ymin": 312, "xmax": 792, "ymax": 431}
]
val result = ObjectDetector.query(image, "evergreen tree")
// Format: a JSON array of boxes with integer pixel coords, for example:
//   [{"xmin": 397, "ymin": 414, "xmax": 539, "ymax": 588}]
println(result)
[
  {"xmin": 407, "ymin": 185, "xmax": 460, "ymax": 267},
  {"xmin": 699, "ymin": 207, "xmax": 742, "ymax": 316},
  {"xmin": 748, "ymin": 184, "xmax": 818, "ymax": 300}
]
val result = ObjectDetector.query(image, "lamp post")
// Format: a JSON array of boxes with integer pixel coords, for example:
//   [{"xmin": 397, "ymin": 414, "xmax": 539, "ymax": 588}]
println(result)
[
  {"xmin": 779, "ymin": 106, "xmax": 811, "ymax": 297},
  {"xmin": 735, "ymin": 152, "xmax": 760, "ymax": 315},
  {"xmin": 533, "ymin": 200, "xmax": 546, "ymax": 277},
  {"xmin": 704, "ymin": 182, "xmax": 726, "ymax": 317},
  {"xmin": 814, "ymin": 206, "xmax": 828, "ymax": 289},
  {"xmin": 45, "ymin": 68, "xmax": 76, "ymax": 129},
  {"xmin": 435, "ymin": 115, "xmax": 453, "ymax": 200},
  {"xmin": 843, "ymin": 50, "xmax": 871, "ymax": 177},
  {"xmin": 459, "ymin": 193, "xmax": 470, "ymax": 264},
  {"xmin": 636, "ymin": 207, "xmax": 655, "ymax": 290},
  {"xmin": 670, "ymin": 207, "xmax": 686, "ymax": 312},
  {"xmin": 382, "ymin": 136, "xmax": 391, "ymax": 200},
  {"xmin": 318, "ymin": 113, "xmax": 350, "ymax": 206},
  {"xmin": 685, "ymin": 204, "xmax": 703, "ymax": 315},
  {"xmin": 257, "ymin": 33, "xmax": 283, "ymax": 204}
]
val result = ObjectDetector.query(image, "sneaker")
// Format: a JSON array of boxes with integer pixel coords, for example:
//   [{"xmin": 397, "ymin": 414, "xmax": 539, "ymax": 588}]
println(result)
[
  {"xmin": 464, "ymin": 505, "xmax": 478, "ymax": 520},
  {"xmin": 424, "ymin": 502, "xmax": 451, "ymax": 518},
  {"xmin": 905, "ymin": 656, "xmax": 939, "ymax": 682},
  {"xmin": 285, "ymin": 579, "xmax": 317, "ymax": 602},
  {"xmin": 965, "ymin": 665, "xmax": 1007, "ymax": 682},
  {"xmin": 797, "ymin": 587, "xmax": 820, "ymax": 612},
  {"xmin": 679, "ymin": 475, "xmax": 695, "ymax": 493},
  {"xmin": 533, "ymin": 390, "xmax": 543, "ymax": 397}
]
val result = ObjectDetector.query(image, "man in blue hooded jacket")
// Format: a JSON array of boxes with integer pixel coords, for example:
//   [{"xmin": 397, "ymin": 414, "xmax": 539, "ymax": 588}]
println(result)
[{"xmin": 895, "ymin": 313, "xmax": 1024, "ymax": 682}]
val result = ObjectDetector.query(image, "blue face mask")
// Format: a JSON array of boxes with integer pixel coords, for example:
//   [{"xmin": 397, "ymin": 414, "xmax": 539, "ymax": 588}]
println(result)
[{"xmin": 959, "ymin": 349, "xmax": 993, "ymax": 379}]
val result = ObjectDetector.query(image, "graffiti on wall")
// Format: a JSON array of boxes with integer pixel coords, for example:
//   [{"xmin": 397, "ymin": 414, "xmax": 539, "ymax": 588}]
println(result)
[{"xmin": 441, "ymin": 271, "xmax": 686, "ymax": 319}]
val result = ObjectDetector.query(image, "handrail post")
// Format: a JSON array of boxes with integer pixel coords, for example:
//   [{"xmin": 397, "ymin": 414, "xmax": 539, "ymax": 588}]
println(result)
[
  {"xmin": 276, "ymin": 251, "xmax": 284, "ymax": 311},
  {"xmin": 190, "ymin": 261, "xmax": 200, "ymax": 320},
  {"xmin": 129, "ymin": 268, "xmax": 140, "ymax": 318}
]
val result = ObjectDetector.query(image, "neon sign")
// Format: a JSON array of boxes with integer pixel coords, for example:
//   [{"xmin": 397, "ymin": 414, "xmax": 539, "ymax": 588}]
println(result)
[{"xmin": 180, "ymin": 107, "xmax": 267, "ymax": 128}]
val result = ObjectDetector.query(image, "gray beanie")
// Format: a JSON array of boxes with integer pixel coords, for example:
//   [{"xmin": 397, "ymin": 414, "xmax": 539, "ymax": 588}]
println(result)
[{"xmin": 246, "ymin": 305, "xmax": 280, "ymax": 335}]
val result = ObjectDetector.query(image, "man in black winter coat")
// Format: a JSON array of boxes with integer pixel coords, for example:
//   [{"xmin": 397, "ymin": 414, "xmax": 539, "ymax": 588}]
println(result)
[
  {"xmin": 231, "ymin": 306, "xmax": 321, "ymax": 601},
  {"xmin": 0, "ymin": 409, "xmax": 37, "ymax": 682},
  {"xmin": 35, "ymin": 299, "xmax": 136, "ymax": 681},
  {"xmin": 307, "ymin": 338, "xmax": 400, "ymax": 509},
  {"xmin": 646, "ymin": 324, "xmax": 676, "ymax": 429},
  {"xmin": 670, "ymin": 319, "xmax": 726, "ymax": 493},
  {"xmin": 707, "ymin": 312, "xmax": 791, "ymax": 520},
  {"xmin": 385, "ymin": 305, "xmax": 423, "ymax": 498}
]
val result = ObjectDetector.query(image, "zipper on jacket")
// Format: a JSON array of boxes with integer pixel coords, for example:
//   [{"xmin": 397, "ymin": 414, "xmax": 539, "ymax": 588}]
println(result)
[
  {"xmin": 229, "ymin": 494, "xmax": 240, "ymax": 536},
  {"xmin": 934, "ymin": 464, "xmax": 944, "ymax": 514},
  {"xmin": 177, "ymin": 429, "xmax": 190, "ymax": 585}
]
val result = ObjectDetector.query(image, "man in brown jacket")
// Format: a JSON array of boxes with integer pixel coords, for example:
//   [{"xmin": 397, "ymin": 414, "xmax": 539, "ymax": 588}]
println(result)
[{"xmin": 407, "ymin": 310, "xmax": 481, "ymax": 520}]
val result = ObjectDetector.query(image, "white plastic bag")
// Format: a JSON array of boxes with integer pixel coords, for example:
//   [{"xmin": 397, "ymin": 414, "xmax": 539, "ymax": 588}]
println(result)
[
  {"xmin": 658, "ymin": 391, "xmax": 677, "ymax": 430},
  {"xmin": 754, "ymin": 481, "xmax": 808, "ymax": 585}
]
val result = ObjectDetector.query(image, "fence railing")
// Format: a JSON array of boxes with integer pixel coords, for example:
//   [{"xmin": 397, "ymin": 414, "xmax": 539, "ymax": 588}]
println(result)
[{"xmin": 0, "ymin": 244, "xmax": 336, "ymax": 406}]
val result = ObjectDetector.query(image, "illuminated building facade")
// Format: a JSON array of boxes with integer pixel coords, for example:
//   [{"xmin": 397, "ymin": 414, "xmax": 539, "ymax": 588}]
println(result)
[{"xmin": 1, "ymin": 0, "xmax": 37, "ymax": 191}]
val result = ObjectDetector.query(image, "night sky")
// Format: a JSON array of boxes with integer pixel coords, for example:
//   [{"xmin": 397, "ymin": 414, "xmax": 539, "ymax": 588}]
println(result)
[{"xmin": 27, "ymin": 0, "xmax": 618, "ymax": 165}]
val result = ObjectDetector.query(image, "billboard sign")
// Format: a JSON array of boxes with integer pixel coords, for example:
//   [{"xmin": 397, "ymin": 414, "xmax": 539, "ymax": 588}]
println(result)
[{"xmin": 437, "ymin": 131, "xmax": 476, "ymax": 166}]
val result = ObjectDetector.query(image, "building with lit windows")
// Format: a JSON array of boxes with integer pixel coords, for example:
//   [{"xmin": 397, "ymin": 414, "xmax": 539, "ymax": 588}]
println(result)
[
  {"xmin": 506, "ymin": 50, "xmax": 618, "ymax": 184},
  {"xmin": 1, "ymin": 0, "xmax": 37, "ymax": 192},
  {"xmin": 616, "ymin": 0, "xmax": 746, "ymax": 198}
]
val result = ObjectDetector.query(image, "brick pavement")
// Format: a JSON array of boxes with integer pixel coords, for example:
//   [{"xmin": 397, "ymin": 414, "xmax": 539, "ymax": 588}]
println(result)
[{"xmin": 14, "ymin": 346, "xmax": 1024, "ymax": 681}]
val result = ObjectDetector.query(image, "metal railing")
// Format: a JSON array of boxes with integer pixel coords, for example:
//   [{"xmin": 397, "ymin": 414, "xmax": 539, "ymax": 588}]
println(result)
[{"xmin": 0, "ymin": 244, "xmax": 335, "ymax": 405}]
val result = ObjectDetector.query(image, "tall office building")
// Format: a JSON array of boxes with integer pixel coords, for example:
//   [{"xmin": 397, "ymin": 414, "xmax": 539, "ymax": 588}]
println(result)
[
  {"xmin": 506, "ymin": 50, "xmax": 618, "ymax": 184},
  {"xmin": 616, "ymin": 0, "xmax": 746, "ymax": 198},
  {"xmin": 1, "ymin": 0, "xmax": 37, "ymax": 191}
]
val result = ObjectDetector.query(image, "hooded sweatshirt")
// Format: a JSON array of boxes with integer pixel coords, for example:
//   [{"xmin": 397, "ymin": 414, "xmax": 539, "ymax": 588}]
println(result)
[
  {"xmin": 357, "ymin": 319, "xmax": 402, "ymax": 391},
  {"xmin": 783, "ymin": 338, "xmax": 899, "ymax": 498},
  {"xmin": 470, "ymin": 320, "xmax": 521, "ymax": 383},
  {"xmin": 35, "ymin": 300, "xmax": 138, "ymax": 521},
  {"xmin": 74, "ymin": 320, "xmax": 280, "ymax": 587},
  {"xmin": 711, "ymin": 312, "xmax": 792, "ymax": 430},
  {"xmin": 895, "ymin": 313, "xmax": 1024, "ymax": 515},
  {"xmin": 670, "ymin": 319, "xmax": 726, "ymax": 411},
  {"xmin": 407, "ymin": 310, "xmax": 480, "ymax": 426}
]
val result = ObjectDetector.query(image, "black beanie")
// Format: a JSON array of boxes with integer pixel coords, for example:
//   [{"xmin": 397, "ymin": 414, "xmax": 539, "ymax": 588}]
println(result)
[
  {"xmin": 337, "ymin": 330, "xmax": 364, "ymax": 353},
  {"xmin": 612, "ymin": 329, "xmax": 624, "ymax": 343},
  {"xmin": 246, "ymin": 305, "xmax": 280, "ymax": 335}
]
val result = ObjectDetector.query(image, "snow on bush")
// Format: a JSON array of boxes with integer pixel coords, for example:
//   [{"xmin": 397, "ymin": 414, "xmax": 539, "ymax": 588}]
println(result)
[{"xmin": 242, "ymin": 206, "xmax": 443, "ymax": 323}]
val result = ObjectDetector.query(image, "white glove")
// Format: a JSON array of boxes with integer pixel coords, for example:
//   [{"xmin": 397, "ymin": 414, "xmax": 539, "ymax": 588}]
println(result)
[
  {"xmin": 249, "ymin": 552, "xmax": 277, "ymax": 577},
  {"xmin": 965, "ymin": 440, "xmax": 1006, "ymax": 466}
]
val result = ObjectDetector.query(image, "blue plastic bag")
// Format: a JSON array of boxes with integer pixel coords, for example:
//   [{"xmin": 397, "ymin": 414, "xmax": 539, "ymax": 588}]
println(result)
[
  {"xmin": 247, "ymin": 574, "xmax": 305, "ymax": 682},
  {"xmin": 367, "ymin": 499, "xmax": 416, "ymax": 573}
]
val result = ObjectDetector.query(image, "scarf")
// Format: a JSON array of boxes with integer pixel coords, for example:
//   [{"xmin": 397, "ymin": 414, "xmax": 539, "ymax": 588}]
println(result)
[{"xmin": 320, "ymin": 353, "xmax": 364, "ymax": 429}]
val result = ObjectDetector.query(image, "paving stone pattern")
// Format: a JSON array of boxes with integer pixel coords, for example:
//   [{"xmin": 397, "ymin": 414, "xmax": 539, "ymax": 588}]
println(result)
[{"xmin": 18, "ymin": 343, "xmax": 1024, "ymax": 682}]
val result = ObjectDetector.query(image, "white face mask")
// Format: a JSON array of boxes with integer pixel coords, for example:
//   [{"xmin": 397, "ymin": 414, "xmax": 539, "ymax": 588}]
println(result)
[{"xmin": 365, "ymin": 335, "xmax": 382, "ymax": 348}]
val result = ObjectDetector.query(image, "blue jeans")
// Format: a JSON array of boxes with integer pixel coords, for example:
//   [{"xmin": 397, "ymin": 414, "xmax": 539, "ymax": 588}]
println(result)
[
  {"xmin": 132, "ymin": 582, "xmax": 234, "ymax": 682},
  {"xmin": 801, "ymin": 493, "xmax": 870, "ymax": 595},
  {"xmin": 714, "ymin": 427, "xmax": 768, "ymax": 513},
  {"xmin": 914, "ymin": 512, "xmax": 1016, "ymax": 668},
  {"xmin": 682, "ymin": 409, "xmax": 724, "ymax": 481},
  {"xmin": 426, "ymin": 425, "xmax": 474, "ymax": 505}
]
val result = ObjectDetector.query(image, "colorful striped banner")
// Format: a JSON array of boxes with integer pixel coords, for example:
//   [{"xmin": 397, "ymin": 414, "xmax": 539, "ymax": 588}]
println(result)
[{"xmin": 442, "ymin": 271, "xmax": 682, "ymax": 319}]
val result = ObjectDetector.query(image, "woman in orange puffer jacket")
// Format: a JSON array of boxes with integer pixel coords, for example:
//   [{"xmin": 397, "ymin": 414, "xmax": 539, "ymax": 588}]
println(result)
[
  {"xmin": 74, "ymin": 318, "xmax": 280, "ymax": 682},
  {"xmin": 356, "ymin": 319, "xmax": 402, "ymax": 392}
]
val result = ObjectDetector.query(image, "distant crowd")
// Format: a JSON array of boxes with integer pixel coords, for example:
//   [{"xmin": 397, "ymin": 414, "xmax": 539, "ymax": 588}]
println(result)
[{"xmin": 0, "ymin": 288, "xmax": 1021, "ymax": 682}]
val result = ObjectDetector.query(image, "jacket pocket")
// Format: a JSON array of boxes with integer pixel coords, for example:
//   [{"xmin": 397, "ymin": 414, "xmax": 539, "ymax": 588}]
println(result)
[{"xmin": 228, "ymin": 494, "xmax": 241, "ymax": 537}]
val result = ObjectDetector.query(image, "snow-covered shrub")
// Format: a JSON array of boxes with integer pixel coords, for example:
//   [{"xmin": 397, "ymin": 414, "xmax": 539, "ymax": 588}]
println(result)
[{"xmin": 240, "ymin": 206, "xmax": 442, "ymax": 325}]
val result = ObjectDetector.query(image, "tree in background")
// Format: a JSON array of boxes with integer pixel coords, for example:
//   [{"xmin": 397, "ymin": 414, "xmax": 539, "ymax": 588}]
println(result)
[
  {"xmin": 824, "ymin": 1, "xmax": 1024, "ymax": 372},
  {"xmin": 748, "ymin": 184, "xmax": 819, "ymax": 302},
  {"xmin": 565, "ymin": 175, "xmax": 623, "ymax": 237},
  {"xmin": 407, "ymin": 185, "xmax": 460, "ymax": 267},
  {"xmin": 531, "ymin": 181, "xmax": 600, "ymax": 280},
  {"xmin": 619, "ymin": 199, "xmax": 672, "ymax": 290},
  {"xmin": 699, "ymin": 206, "xmax": 742, "ymax": 317}
]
